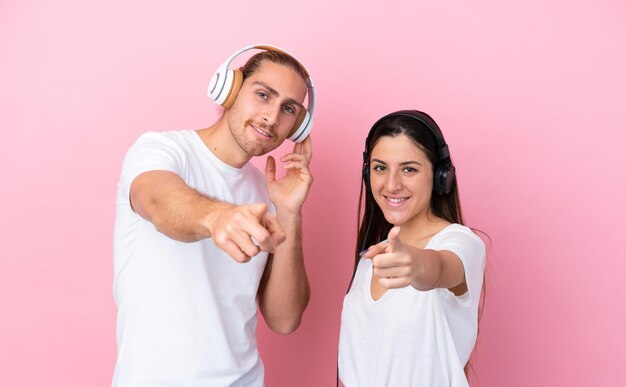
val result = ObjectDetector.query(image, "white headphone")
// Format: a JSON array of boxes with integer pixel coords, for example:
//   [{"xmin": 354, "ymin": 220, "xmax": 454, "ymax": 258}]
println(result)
[{"xmin": 207, "ymin": 44, "xmax": 316, "ymax": 143}]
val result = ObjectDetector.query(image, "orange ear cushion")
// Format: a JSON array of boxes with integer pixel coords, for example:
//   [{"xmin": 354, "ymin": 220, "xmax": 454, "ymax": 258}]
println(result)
[
  {"xmin": 222, "ymin": 70, "xmax": 244, "ymax": 109},
  {"xmin": 290, "ymin": 108, "xmax": 306, "ymax": 137}
]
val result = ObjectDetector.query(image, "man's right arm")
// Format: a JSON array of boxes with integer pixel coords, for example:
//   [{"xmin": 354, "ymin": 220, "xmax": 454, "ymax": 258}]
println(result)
[{"xmin": 130, "ymin": 170, "xmax": 286, "ymax": 261}]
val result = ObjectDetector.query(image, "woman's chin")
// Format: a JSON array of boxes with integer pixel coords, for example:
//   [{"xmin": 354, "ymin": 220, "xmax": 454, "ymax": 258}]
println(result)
[{"xmin": 382, "ymin": 213, "xmax": 404, "ymax": 227}]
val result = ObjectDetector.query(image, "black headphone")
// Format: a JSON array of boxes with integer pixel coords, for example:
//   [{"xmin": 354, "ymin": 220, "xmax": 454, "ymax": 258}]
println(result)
[{"xmin": 362, "ymin": 110, "xmax": 456, "ymax": 195}]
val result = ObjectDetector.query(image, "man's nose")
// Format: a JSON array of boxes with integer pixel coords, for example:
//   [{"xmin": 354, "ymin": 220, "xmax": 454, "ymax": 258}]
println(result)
[{"xmin": 262, "ymin": 105, "xmax": 280, "ymax": 126}]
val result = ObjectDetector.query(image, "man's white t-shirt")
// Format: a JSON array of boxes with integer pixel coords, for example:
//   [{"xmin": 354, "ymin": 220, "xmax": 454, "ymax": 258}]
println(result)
[
  {"xmin": 338, "ymin": 224, "xmax": 486, "ymax": 387},
  {"xmin": 112, "ymin": 130, "xmax": 271, "ymax": 386}
]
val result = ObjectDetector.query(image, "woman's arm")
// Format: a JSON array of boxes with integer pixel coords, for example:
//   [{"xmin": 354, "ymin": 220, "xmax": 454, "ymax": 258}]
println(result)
[{"xmin": 361, "ymin": 227, "xmax": 467, "ymax": 293}]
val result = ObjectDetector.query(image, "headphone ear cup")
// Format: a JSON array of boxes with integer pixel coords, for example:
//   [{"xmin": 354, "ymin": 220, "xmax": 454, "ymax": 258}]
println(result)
[
  {"xmin": 444, "ymin": 165, "xmax": 456, "ymax": 194},
  {"xmin": 288, "ymin": 110, "xmax": 312, "ymax": 143},
  {"xmin": 362, "ymin": 151, "xmax": 370, "ymax": 189},
  {"xmin": 290, "ymin": 109, "xmax": 306, "ymax": 137},
  {"xmin": 221, "ymin": 69, "xmax": 243, "ymax": 109},
  {"xmin": 434, "ymin": 163, "xmax": 456, "ymax": 194},
  {"xmin": 208, "ymin": 66, "xmax": 226, "ymax": 103},
  {"xmin": 362, "ymin": 166, "xmax": 370, "ymax": 189},
  {"xmin": 211, "ymin": 68, "xmax": 235, "ymax": 106}
]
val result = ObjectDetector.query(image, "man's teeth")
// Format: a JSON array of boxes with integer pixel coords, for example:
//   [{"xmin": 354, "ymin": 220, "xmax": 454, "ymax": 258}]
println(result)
[{"xmin": 252, "ymin": 125, "xmax": 271, "ymax": 137}]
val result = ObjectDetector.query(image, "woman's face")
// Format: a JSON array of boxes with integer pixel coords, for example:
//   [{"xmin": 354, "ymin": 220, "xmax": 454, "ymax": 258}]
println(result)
[{"xmin": 369, "ymin": 134, "xmax": 434, "ymax": 229}]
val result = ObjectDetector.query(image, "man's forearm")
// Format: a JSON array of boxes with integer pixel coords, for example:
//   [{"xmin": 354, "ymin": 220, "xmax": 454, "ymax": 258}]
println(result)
[
  {"xmin": 132, "ymin": 171, "xmax": 223, "ymax": 242},
  {"xmin": 258, "ymin": 210, "xmax": 310, "ymax": 334}
]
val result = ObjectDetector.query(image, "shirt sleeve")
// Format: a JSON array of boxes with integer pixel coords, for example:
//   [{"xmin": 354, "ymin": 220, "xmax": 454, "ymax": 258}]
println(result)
[
  {"xmin": 435, "ymin": 225, "xmax": 486, "ymax": 309},
  {"xmin": 118, "ymin": 132, "xmax": 186, "ymax": 201}
]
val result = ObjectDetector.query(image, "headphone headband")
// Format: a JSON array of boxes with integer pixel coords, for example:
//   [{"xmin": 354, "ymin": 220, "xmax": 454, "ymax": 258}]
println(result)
[
  {"xmin": 208, "ymin": 44, "xmax": 316, "ymax": 143},
  {"xmin": 365, "ymin": 110, "xmax": 450, "ymax": 162}
]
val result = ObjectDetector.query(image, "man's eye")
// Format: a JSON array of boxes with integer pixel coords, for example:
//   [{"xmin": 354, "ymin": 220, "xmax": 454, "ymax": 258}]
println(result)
[
  {"xmin": 257, "ymin": 91, "xmax": 268, "ymax": 99},
  {"xmin": 283, "ymin": 105, "xmax": 295, "ymax": 114}
]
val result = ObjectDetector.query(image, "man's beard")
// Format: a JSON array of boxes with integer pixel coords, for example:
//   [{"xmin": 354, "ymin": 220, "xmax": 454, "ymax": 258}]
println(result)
[{"xmin": 231, "ymin": 119, "xmax": 279, "ymax": 156}]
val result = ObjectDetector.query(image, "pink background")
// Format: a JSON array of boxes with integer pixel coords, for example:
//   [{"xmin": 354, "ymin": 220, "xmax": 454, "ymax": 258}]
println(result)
[{"xmin": 2, "ymin": 1, "xmax": 625, "ymax": 386}]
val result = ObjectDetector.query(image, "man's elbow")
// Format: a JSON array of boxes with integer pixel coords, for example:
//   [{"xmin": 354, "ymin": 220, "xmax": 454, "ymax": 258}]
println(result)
[
  {"xmin": 265, "ymin": 300, "xmax": 309, "ymax": 335},
  {"xmin": 262, "ymin": 290, "xmax": 310, "ymax": 335},
  {"xmin": 267, "ymin": 315, "xmax": 303, "ymax": 335}
]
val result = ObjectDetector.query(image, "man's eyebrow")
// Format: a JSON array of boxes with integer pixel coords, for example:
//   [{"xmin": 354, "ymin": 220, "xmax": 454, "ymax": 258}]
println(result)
[
  {"xmin": 253, "ymin": 81, "xmax": 279, "ymax": 97},
  {"xmin": 252, "ymin": 81, "xmax": 305, "ymax": 109}
]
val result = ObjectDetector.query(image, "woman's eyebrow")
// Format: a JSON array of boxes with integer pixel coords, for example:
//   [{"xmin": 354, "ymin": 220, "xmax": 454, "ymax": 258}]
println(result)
[{"xmin": 371, "ymin": 159, "xmax": 422, "ymax": 166}]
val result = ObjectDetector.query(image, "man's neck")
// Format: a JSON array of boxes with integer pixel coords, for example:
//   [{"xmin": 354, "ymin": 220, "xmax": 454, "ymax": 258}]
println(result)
[{"xmin": 196, "ymin": 116, "xmax": 251, "ymax": 168}]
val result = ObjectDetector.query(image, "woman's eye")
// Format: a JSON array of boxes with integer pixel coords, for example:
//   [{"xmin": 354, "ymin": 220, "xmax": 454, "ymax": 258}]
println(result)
[
  {"xmin": 403, "ymin": 167, "xmax": 417, "ymax": 173},
  {"xmin": 373, "ymin": 165, "xmax": 386, "ymax": 172}
]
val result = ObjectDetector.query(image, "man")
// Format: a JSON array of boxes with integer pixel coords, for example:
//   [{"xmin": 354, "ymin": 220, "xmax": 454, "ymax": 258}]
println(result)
[{"xmin": 112, "ymin": 46, "xmax": 315, "ymax": 386}]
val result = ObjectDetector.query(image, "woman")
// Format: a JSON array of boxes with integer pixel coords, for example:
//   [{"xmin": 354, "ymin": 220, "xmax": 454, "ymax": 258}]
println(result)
[{"xmin": 338, "ymin": 110, "xmax": 486, "ymax": 387}]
